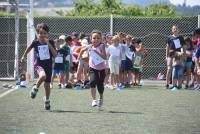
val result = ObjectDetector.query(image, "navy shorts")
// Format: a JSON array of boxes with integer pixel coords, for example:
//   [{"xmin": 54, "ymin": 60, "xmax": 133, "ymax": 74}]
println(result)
[{"xmin": 121, "ymin": 57, "xmax": 133, "ymax": 71}]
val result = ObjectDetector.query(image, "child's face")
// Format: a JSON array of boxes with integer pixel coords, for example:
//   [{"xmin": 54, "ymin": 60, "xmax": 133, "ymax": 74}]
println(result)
[
  {"xmin": 126, "ymin": 37, "xmax": 132, "ymax": 44},
  {"xmin": 91, "ymin": 33, "xmax": 102, "ymax": 47},
  {"xmin": 171, "ymin": 26, "xmax": 179, "ymax": 35},
  {"xmin": 37, "ymin": 29, "xmax": 48, "ymax": 43},
  {"xmin": 106, "ymin": 36, "xmax": 112, "ymax": 44}
]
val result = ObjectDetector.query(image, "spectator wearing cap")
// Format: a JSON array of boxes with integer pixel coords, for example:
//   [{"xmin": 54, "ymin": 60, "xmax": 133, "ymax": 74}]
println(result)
[
  {"xmin": 50, "ymin": 37, "xmax": 67, "ymax": 89},
  {"xmin": 60, "ymin": 35, "xmax": 73, "ymax": 88},
  {"xmin": 59, "ymin": 35, "xmax": 66, "ymax": 45}
]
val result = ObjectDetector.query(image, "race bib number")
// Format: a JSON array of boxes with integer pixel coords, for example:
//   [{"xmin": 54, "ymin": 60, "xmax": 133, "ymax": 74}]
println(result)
[
  {"xmin": 55, "ymin": 56, "xmax": 63, "ymax": 63},
  {"xmin": 173, "ymin": 39, "xmax": 181, "ymax": 49},
  {"xmin": 38, "ymin": 45, "xmax": 50, "ymax": 60},
  {"xmin": 134, "ymin": 56, "xmax": 142, "ymax": 67}
]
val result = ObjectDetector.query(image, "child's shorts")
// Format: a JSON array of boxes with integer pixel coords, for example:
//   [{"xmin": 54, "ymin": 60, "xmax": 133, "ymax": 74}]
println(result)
[
  {"xmin": 121, "ymin": 57, "xmax": 133, "ymax": 71},
  {"xmin": 52, "ymin": 69, "xmax": 65, "ymax": 75},
  {"xmin": 184, "ymin": 61, "xmax": 192, "ymax": 70},
  {"xmin": 172, "ymin": 64, "xmax": 184, "ymax": 80},
  {"xmin": 132, "ymin": 67, "xmax": 140, "ymax": 74},
  {"xmin": 109, "ymin": 61, "xmax": 120, "ymax": 75}
]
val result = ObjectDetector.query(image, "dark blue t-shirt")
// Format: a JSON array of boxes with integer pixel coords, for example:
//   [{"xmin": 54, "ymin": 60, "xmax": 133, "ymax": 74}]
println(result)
[
  {"xmin": 53, "ymin": 48, "xmax": 67, "ymax": 70},
  {"xmin": 30, "ymin": 40, "xmax": 55, "ymax": 68},
  {"xmin": 167, "ymin": 35, "xmax": 184, "ymax": 52}
]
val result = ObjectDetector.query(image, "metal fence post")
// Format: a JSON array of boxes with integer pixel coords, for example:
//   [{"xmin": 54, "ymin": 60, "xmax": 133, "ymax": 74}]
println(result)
[
  {"xmin": 14, "ymin": 0, "xmax": 19, "ymax": 80},
  {"xmin": 110, "ymin": 14, "xmax": 113, "ymax": 35},
  {"xmin": 198, "ymin": 15, "xmax": 200, "ymax": 28},
  {"xmin": 26, "ymin": 0, "xmax": 35, "ymax": 81}
]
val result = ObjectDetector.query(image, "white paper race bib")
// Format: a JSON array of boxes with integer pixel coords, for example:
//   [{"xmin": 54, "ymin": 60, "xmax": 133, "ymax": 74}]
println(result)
[
  {"xmin": 173, "ymin": 39, "xmax": 181, "ymax": 49},
  {"xmin": 65, "ymin": 55, "xmax": 70, "ymax": 61},
  {"xmin": 38, "ymin": 45, "xmax": 50, "ymax": 60},
  {"xmin": 90, "ymin": 50, "xmax": 104, "ymax": 65},
  {"xmin": 55, "ymin": 56, "xmax": 63, "ymax": 63},
  {"xmin": 134, "ymin": 56, "xmax": 142, "ymax": 66}
]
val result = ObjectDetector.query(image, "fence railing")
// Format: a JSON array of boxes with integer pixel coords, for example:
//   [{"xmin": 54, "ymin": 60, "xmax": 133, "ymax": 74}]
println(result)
[{"xmin": 0, "ymin": 16, "xmax": 198, "ymax": 80}]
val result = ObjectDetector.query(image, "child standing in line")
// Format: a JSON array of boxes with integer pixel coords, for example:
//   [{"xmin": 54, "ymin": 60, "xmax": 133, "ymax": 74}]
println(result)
[
  {"xmin": 104, "ymin": 33, "xmax": 112, "ymax": 87},
  {"xmin": 171, "ymin": 51, "xmax": 184, "ymax": 90},
  {"xmin": 51, "ymin": 39, "xmax": 67, "ymax": 89},
  {"xmin": 107, "ymin": 35, "xmax": 122, "ymax": 90},
  {"xmin": 183, "ymin": 37, "xmax": 193, "ymax": 89},
  {"xmin": 193, "ymin": 28, "xmax": 200, "ymax": 90},
  {"xmin": 79, "ymin": 30, "xmax": 107, "ymax": 107},
  {"xmin": 60, "ymin": 35, "xmax": 73, "ymax": 88},
  {"xmin": 132, "ymin": 39, "xmax": 144, "ymax": 86},
  {"xmin": 21, "ymin": 23, "xmax": 57, "ymax": 110}
]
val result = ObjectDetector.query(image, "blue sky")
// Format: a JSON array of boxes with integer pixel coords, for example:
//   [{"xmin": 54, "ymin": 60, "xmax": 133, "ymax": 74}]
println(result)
[{"xmin": 170, "ymin": 0, "xmax": 200, "ymax": 6}]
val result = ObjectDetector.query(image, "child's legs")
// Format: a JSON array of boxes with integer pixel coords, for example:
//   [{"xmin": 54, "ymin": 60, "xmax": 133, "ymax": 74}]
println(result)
[
  {"xmin": 177, "ymin": 65, "xmax": 184, "ymax": 87},
  {"xmin": 185, "ymin": 62, "xmax": 192, "ymax": 85},
  {"xmin": 64, "ymin": 62, "xmax": 70, "ymax": 84},
  {"xmin": 166, "ymin": 57, "xmax": 173, "ymax": 85},
  {"xmin": 76, "ymin": 61, "xmax": 84, "ymax": 82},
  {"xmin": 172, "ymin": 66, "xmax": 178, "ymax": 86},
  {"xmin": 44, "ymin": 82, "xmax": 50, "ymax": 100},
  {"xmin": 104, "ymin": 68, "xmax": 110, "ymax": 84},
  {"xmin": 89, "ymin": 68, "xmax": 97, "ymax": 100},
  {"xmin": 83, "ymin": 62, "xmax": 89, "ymax": 81},
  {"xmin": 59, "ymin": 70, "xmax": 65, "ymax": 85},
  {"xmin": 35, "ymin": 66, "xmax": 47, "ymax": 89},
  {"xmin": 51, "ymin": 70, "xmax": 56, "ymax": 85},
  {"xmin": 96, "ymin": 69, "xmax": 105, "ymax": 99},
  {"xmin": 110, "ymin": 73, "xmax": 115, "ymax": 86},
  {"xmin": 43, "ymin": 67, "xmax": 52, "ymax": 100}
]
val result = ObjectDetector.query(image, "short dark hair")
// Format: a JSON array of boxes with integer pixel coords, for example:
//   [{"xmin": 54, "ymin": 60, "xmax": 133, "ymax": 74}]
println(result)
[
  {"xmin": 91, "ymin": 30, "xmax": 102, "ymax": 36},
  {"xmin": 36, "ymin": 23, "xmax": 49, "ymax": 33}
]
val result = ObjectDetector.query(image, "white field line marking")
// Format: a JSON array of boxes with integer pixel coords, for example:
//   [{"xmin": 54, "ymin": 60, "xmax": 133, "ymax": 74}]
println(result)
[{"xmin": 0, "ymin": 88, "xmax": 17, "ymax": 99}]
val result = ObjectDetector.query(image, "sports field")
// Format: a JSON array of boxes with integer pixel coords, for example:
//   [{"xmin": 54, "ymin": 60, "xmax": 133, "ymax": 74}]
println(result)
[{"xmin": 0, "ymin": 81, "xmax": 200, "ymax": 134}]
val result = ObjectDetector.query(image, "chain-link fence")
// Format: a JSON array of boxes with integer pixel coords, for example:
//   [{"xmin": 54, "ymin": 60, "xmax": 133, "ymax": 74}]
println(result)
[{"xmin": 0, "ymin": 16, "xmax": 198, "ymax": 79}]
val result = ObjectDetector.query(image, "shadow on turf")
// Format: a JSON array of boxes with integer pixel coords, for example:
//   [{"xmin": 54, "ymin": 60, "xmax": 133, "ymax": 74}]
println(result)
[{"xmin": 50, "ymin": 110, "xmax": 143, "ymax": 115}]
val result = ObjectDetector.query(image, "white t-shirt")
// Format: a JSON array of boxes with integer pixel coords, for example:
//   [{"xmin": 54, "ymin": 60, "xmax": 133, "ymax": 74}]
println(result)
[{"xmin": 107, "ymin": 45, "xmax": 121, "ymax": 64}]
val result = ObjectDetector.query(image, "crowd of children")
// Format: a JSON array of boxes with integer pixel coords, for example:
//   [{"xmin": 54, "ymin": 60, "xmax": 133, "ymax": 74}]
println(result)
[
  {"xmin": 21, "ymin": 23, "xmax": 200, "ymax": 110},
  {"xmin": 165, "ymin": 25, "xmax": 200, "ymax": 91},
  {"xmin": 20, "ymin": 23, "xmax": 148, "ymax": 110}
]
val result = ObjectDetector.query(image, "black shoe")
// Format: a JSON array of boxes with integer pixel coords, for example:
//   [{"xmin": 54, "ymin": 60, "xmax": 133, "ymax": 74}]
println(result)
[
  {"xmin": 185, "ymin": 85, "xmax": 188, "ymax": 89},
  {"xmin": 44, "ymin": 100, "xmax": 51, "ymax": 110},
  {"xmin": 30, "ymin": 86, "xmax": 38, "ymax": 99},
  {"xmin": 165, "ymin": 84, "xmax": 169, "ymax": 89},
  {"xmin": 58, "ymin": 84, "xmax": 61, "ymax": 89}
]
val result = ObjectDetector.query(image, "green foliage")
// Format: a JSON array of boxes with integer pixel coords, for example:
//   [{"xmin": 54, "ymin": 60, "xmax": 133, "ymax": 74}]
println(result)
[
  {"xmin": 144, "ymin": 4, "xmax": 176, "ymax": 16},
  {"xmin": 63, "ymin": 0, "xmax": 176, "ymax": 16},
  {"xmin": 0, "ymin": 12, "xmax": 15, "ymax": 17}
]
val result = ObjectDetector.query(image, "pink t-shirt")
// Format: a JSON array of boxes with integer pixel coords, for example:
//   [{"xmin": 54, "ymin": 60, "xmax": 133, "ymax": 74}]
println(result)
[{"xmin": 89, "ymin": 44, "xmax": 106, "ymax": 70}]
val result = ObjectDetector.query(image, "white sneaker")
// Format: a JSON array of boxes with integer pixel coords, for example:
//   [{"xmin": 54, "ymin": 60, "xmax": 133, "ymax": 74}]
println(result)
[
  {"xmin": 91, "ymin": 100, "xmax": 97, "ymax": 107},
  {"xmin": 171, "ymin": 87, "xmax": 179, "ymax": 91},
  {"xmin": 61, "ymin": 84, "xmax": 65, "ymax": 89}
]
